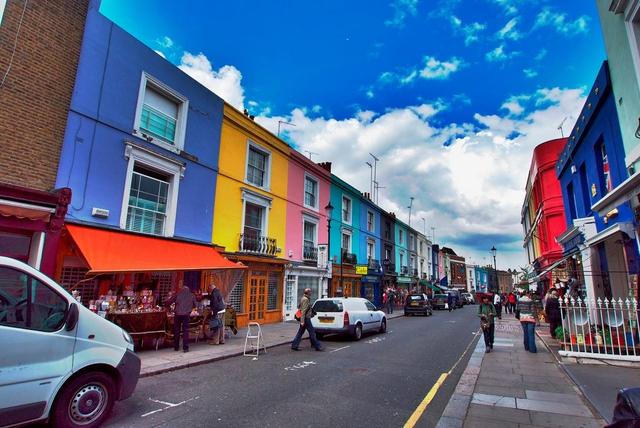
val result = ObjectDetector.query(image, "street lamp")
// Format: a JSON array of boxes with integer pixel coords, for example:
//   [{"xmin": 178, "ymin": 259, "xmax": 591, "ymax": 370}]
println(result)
[
  {"xmin": 325, "ymin": 202, "xmax": 334, "ymax": 297},
  {"xmin": 490, "ymin": 246, "xmax": 497, "ymax": 293}
]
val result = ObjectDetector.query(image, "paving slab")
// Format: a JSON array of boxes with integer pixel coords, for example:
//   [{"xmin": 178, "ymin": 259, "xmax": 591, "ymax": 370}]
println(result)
[
  {"xmin": 463, "ymin": 416, "xmax": 518, "ymax": 428},
  {"xmin": 516, "ymin": 398, "xmax": 589, "ymax": 416},
  {"xmin": 466, "ymin": 403, "xmax": 531, "ymax": 424},
  {"xmin": 525, "ymin": 389, "xmax": 585, "ymax": 405},
  {"xmin": 529, "ymin": 411, "xmax": 606, "ymax": 428},
  {"xmin": 471, "ymin": 393, "xmax": 516, "ymax": 408}
]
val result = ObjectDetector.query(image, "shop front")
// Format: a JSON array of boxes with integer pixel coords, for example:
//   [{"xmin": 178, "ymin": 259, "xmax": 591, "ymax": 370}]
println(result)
[
  {"xmin": 56, "ymin": 224, "xmax": 245, "ymax": 345},
  {"xmin": 283, "ymin": 263, "xmax": 327, "ymax": 321},
  {"xmin": 360, "ymin": 260, "xmax": 383, "ymax": 306},
  {"xmin": 331, "ymin": 263, "xmax": 361, "ymax": 298},
  {"xmin": 0, "ymin": 184, "xmax": 71, "ymax": 277}
]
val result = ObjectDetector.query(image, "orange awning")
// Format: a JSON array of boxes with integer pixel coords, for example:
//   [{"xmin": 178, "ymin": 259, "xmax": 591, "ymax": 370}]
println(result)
[{"xmin": 66, "ymin": 224, "xmax": 245, "ymax": 274}]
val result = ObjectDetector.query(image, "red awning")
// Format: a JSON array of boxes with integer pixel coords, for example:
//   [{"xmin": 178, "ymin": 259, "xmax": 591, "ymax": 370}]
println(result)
[{"xmin": 66, "ymin": 224, "xmax": 245, "ymax": 274}]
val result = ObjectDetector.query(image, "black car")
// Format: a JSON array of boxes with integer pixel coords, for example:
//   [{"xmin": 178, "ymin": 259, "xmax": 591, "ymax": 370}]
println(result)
[
  {"xmin": 404, "ymin": 293, "xmax": 433, "ymax": 316},
  {"xmin": 432, "ymin": 293, "xmax": 449, "ymax": 310}
]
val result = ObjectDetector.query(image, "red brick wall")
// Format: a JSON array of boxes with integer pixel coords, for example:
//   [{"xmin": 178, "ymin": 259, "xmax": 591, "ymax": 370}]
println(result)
[{"xmin": 0, "ymin": 0, "xmax": 88, "ymax": 191}]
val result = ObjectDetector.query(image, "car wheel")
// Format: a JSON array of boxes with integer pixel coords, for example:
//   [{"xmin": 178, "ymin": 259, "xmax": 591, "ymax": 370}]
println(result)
[
  {"xmin": 51, "ymin": 371, "xmax": 116, "ymax": 428},
  {"xmin": 379, "ymin": 319, "xmax": 387, "ymax": 334},
  {"xmin": 353, "ymin": 324, "xmax": 362, "ymax": 341}
]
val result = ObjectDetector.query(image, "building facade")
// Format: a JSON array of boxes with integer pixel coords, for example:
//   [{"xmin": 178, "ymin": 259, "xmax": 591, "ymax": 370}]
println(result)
[
  {"xmin": 380, "ymin": 211, "xmax": 397, "ymax": 292},
  {"xmin": 395, "ymin": 220, "xmax": 412, "ymax": 290},
  {"xmin": 521, "ymin": 138, "xmax": 568, "ymax": 293},
  {"xmin": 282, "ymin": 152, "xmax": 331, "ymax": 320},
  {"xmin": 556, "ymin": 62, "xmax": 638, "ymax": 301},
  {"xmin": 0, "ymin": 0, "xmax": 87, "ymax": 276},
  {"xmin": 358, "ymin": 194, "xmax": 384, "ymax": 306}
]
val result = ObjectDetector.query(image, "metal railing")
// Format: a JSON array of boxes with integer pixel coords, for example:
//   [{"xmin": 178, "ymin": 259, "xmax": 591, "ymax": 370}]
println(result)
[
  {"xmin": 303, "ymin": 244, "xmax": 318, "ymax": 262},
  {"xmin": 400, "ymin": 266, "xmax": 409, "ymax": 275},
  {"xmin": 559, "ymin": 296, "xmax": 639, "ymax": 361},
  {"xmin": 382, "ymin": 259, "xmax": 396, "ymax": 275},
  {"xmin": 239, "ymin": 234, "xmax": 278, "ymax": 256},
  {"xmin": 368, "ymin": 259, "xmax": 381, "ymax": 270},
  {"xmin": 342, "ymin": 252, "xmax": 357, "ymax": 265}
]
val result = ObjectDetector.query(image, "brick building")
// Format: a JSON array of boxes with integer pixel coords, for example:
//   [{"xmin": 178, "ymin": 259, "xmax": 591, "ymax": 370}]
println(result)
[{"xmin": 0, "ymin": 0, "xmax": 88, "ymax": 275}]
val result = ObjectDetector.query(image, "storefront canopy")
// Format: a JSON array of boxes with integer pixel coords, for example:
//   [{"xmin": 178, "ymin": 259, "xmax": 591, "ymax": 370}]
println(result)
[
  {"xmin": 66, "ymin": 224, "xmax": 245, "ymax": 274},
  {"xmin": 527, "ymin": 250, "xmax": 579, "ymax": 284},
  {"xmin": 424, "ymin": 282, "xmax": 443, "ymax": 293}
]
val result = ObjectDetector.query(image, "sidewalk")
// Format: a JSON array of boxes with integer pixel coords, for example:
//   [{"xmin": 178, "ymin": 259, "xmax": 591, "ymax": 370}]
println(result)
[
  {"xmin": 536, "ymin": 324, "xmax": 640, "ymax": 423},
  {"xmin": 438, "ymin": 315, "xmax": 607, "ymax": 428},
  {"xmin": 138, "ymin": 310, "xmax": 405, "ymax": 377}
]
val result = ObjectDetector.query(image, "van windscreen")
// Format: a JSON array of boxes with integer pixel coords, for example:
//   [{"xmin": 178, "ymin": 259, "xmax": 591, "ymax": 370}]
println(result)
[{"xmin": 313, "ymin": 300, "xmax": 343, "ymax": 312}]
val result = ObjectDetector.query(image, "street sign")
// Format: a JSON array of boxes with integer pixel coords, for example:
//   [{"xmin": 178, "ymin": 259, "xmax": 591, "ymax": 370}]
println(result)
[{"xmin": 355, "ymin": 265, "xmax": 368, "ymax": 275}]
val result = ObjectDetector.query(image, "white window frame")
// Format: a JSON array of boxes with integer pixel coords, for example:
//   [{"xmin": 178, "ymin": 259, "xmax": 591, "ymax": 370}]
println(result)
[
  {"xmin": 342, "ymin": 195, "xmax": 352, "ymax": 225},
  {"xmin": 367, "ymin": 210, "xmax": 375, "ymax": 233},
  {"xmin": 120, "ymin": 144, "xmax": 184, "ymax": 237},
  {"xmin": 133, "ymin": 72, "xmax": 188, "ymax": 154},
  {"xmin": 367, "ymin": 238, "xmax": 375, "ymax": 260},
  {"xmin": 303, "ymin": 173, "xmax": 319, "ymax": 211},
  {"xmin": 302, "ymin": 214, "xmax": 319, "ymax": 253},
  {"xmin": 399, "ymin": 229, "xmax": 404, "ymax": 245},
  {"xmin": 625, "ymin": 2, "xmax": 640, "ymax": 91},
  {"xmin": 240, "ymin": 188, "xmax": 272, "ymax": 238},
  {"xmin": 245, "ymin": 140, "xmax": 272, "ymax": 191},
  {"xmin": 341, "ymin": 228, "xmax": 352, "ymax": 253}
]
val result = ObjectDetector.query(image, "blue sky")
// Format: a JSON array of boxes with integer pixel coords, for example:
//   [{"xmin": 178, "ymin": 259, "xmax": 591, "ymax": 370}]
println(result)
[{"xmin": 101, "ymin": 0, "xmax": 606, "ymax": 270}]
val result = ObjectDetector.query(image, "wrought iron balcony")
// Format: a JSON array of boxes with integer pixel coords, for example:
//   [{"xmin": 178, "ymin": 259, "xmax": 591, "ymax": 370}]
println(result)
[
  {"xmin": 239, "ymin": 233, "xmax": 278, "ymax": 256},
  {"xmin": 368, "ymin": 258, "xmax": 381, "ymax": 270},
  {"xmin": 400, "ymin": 265, "xmax": 409, "ymax": 275},
  {"xmin": 303, "ymin": 244, "xmax": 318, "ymax": 262},
  {"xmin": 342, "ymin": 251, "xmax": 357, "ymax": 265},
  {"xmin": 381, "ymin": 259, "xmax": 396, "ymax": 275}
]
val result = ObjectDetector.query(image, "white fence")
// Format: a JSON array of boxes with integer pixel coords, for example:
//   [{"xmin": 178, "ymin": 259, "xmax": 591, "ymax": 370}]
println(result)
[{"xmin": 559, "ymin": 296, "xmax": 639, "ymax": 361}]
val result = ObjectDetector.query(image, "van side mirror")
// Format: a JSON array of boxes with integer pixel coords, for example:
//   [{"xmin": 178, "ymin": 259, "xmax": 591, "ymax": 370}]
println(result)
[{"xmin": 66, "ymin": 303, "xmax": 79, "ymax": 331}]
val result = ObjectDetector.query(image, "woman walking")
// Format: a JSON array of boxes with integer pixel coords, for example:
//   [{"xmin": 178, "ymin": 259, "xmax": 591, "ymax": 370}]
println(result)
[
  {"xmin": 477, "ymin": 295, "xmax": 497, "ymax": 353},
  {"xmin": 545, "ymin": 289, "xmax": 561, "ymax": 338},
  {"xmin": 516, "ymin": 292, "xmax": 538, "ymax": 353}
]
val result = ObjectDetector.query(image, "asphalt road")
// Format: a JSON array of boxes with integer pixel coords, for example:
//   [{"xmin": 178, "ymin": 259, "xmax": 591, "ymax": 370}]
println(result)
[{"xmin": 105, "ymin": 306, "xmax": 480, "ymax": 428}]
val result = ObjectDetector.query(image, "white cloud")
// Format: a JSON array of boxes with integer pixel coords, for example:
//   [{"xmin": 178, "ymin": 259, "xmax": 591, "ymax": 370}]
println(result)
[
  {"xmin": 523, "ymin": 68, "xmax": 538, "ymax": 78},
  {"xmin": 534, "ymin": 48, "xmax": 547, "ymax": 61},
  {"xmin": 178, "ymin": 52, "xmax": 245, "ymax": 110},
  {"xmin": 450, "ymin": 15, "xmax": 486, "ymax": 45},
  {"xmin": 485, "ymin": 44, "xmax": 519, "ymax": 62},
  {"xmin": 491, "ymin": 0, "xmax": 519, "ymax": 15},
  {"xmin": 255, "ymin": 86, "xmax": 585, "ymax": 268},
  {"xmin": 157, "ymin": 36, "xmax": 174, "ymax": 49},
  {"xmin": 385, "ymin": 0, "xmax": 419, "ymax": 27},
  {"xmin": 534, "ymin": 8, "xmax": 590, "ymax": 35},
  {"xmin": 379, "ymin": 56, "xmax": 463, "ymax": 85},
  {"xmin": 497, "ymin": 17, "xmax": 522, "ymax": 41}
]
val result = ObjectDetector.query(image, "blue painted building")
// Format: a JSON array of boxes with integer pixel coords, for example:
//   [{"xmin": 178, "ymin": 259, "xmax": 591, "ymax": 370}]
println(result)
[
  {"xmin": 56, "ymin": 1, "xmax": 223, "ymax": 244},
  {"xmin": 395, "ymin": 220, "xmax": 412, "ymax": 290},
  {"xmin": 556, "ymin": 61, "xmax": 638, "ymax": 301},
  {"xmin": 475, "ymin": 266, "xmax": 489, "ymax": 293},
  {"xmin": 359, "ymin": 194, "xmax": 384, "ymax": 306}
]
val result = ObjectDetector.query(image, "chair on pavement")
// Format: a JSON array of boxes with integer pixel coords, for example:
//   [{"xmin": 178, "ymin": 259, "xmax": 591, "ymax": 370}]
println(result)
[{"xmin": 243, "ymin": 322, "xmax": 267, "ymax": 357}]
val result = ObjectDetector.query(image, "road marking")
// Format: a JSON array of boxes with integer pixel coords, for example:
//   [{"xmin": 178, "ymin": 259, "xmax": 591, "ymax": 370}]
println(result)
[
  {"xmin": 284, "ymin": 361, "xmax": 317, "ymax": 371},
  {"xmin": 403, "ymin": 373, "xmax": 448, "ymax": 428},
  {"xmin": 330, "ymin": 345, "xmax": 350, "ymax": 353},
  {"xmin": 141, "ymin": 396, "xmax": 199, "ymax": 418},
  {"xmin": 366, "ymin": 337, "xmax": 386, "ymax": 344}
]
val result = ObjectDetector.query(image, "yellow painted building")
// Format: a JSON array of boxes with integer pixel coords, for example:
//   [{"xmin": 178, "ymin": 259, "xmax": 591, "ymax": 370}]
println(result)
[{"xmin": 213, "ymin": 104, "xmax": 290, "ymax": 327}]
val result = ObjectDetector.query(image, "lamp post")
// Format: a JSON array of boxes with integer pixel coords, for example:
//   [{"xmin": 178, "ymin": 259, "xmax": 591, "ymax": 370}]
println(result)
[
  {"xmin": 490, "ymin": 246, "xmax": 497, "ymax": 293},
  {"xmin": 325, "ymin": 202, "xmax": 334, "ymax": 297}
]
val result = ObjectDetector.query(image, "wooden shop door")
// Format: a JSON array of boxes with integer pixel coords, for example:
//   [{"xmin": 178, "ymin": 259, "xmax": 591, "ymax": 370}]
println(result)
[{"xmin": 248, "ymin": 271, "xmax": 268, "ymax": 322}]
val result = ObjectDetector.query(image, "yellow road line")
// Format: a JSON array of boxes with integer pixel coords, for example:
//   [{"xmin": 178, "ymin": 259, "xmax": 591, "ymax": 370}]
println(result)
[{"xmin": 403, "ymin": 372, "xmax": 449, "ymax": 428}]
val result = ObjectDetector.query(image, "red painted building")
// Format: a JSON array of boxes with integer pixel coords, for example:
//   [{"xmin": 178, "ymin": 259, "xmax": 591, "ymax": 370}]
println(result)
[{"xmin": 521, "ymin": 138, "xmax": 568, "ymax": 291}]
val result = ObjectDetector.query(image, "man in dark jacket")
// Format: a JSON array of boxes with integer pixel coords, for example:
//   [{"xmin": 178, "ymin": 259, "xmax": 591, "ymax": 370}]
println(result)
[
  {"xmin": 166, "ymin": 283, "xmax": 196, "ymax": 352},
  {"xmin": 208, "ymin": 283, "xmax": 226, "ymax": 345},
  {"xmin": 545, "ymin": 289, "xmax": 561, "ymax": 338},
  {"xmin": 478, "ymin": 295, "xmax": 497, "ymax": 353}
]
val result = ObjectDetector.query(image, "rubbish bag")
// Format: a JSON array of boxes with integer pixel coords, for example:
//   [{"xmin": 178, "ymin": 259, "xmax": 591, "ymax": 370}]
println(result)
[{"xmin": 605, "ymin": 387, "xmax": 640, "ymax": 428}]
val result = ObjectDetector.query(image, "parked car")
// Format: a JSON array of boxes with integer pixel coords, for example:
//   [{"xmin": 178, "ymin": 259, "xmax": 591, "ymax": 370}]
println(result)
[
  {"xmin": 404, "ymin": 293, "xmax": 433, "ymax": 316},
  {"xmin": 0, "ymin": 256, "xmax": 141, "ymax": 428},
  {"xmin": 432, "ymin": 293, "xmax": 449, "ymax": 310},
  {"xmin": 311, "ymin": 297, "xmax": 386, "ymax": 340},
  {"xmin": 461, "ymin": 292, "xmax": 475, "ymax": 305}
]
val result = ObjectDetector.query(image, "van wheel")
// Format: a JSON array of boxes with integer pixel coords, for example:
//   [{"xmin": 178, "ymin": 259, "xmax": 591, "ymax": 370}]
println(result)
[
  {"xmin": 353, "ymin": 324, "xmax": 362, "ymax": 341},
  {"xmin": 379, "ymin": 319, "xmax": 387, "ymax": 334},
  {"xmin": 52, "ymin": 371, "xmax": 116, "ymax": 428}
]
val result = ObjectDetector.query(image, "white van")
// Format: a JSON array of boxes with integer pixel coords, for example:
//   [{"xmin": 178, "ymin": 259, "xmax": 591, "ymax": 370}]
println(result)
[
  {"xmin": 0, "ymin": 256, "xmax": 140, "ymax": 427},
  {"xmin": 311, "ymin": 297, "xmax": 386, "ymax": 340}
]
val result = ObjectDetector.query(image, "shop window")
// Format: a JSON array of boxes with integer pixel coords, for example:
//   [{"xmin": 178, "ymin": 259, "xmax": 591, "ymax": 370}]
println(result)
[
  {"xmin": 228, "ymin": 276, "xmax": 244, "ymax": 313},
  {"xmin": 0, "ymin": 267, "xmax": 67, "ymax": 332},
  {"xmin": 342, "ymin": 196, "xmax": 352, "ymax": 224},
  {"xmin": 126, "ymin": 165, "xmax": 170, "ymax": 235},
  {"xmin": 60, "ymin": 266, "xmax": 94, "ymax": 305},
  {"xmin": 0, "ymin": 231, "xmax": 31, "ymax": 262},
  {"xmin": 134, "ymin": 73, "xmax": 188, "ymax": 152},
  {"xmin": 267, "ymin": 272, "xmax": 279, "ymax": 310},
  {"xmin": 285, "ymin": 275, "xmax": 295, "ymax": 312},
  {"xmin": 246, "ymin": 143, "xmax": 271, "ymax": 189},
  {"xmin": 152, "ymin": 272, "xmax": 173, "ymax": 306},
  {"xmin": 298, "ymin": 276, "xmax": 319, "ymax": 300},
  {"xmin": 304, "ymin": 175, "xmax": 318, "ymax": 209}
]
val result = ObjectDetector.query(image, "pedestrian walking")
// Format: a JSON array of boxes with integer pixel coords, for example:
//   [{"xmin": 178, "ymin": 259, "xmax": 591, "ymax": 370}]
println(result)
[
  {"xmin": 545, "ymin": 289, "xmax": 561, "ymax": 338},
  {"xmin": 493, "ymin": 292, "xmax": 502, "ymax": 319},
  {"xmin": 208, "ymin": 283, "xmax": 226, "ymax": 345},
  {"xmin": 291, "ymin": 288, "xmax": 324, "ymax": 351},
  {"xmin": 447, "ymin": 292, "xmax": 454, "ymax": 312},
  {"xmin": 516, "ymin": 292, "xmax": 538, "ymax": 353},
  {"xmin": 166, "ymin": 283, "xmax": 196, "ymax": 352},
  {"xmin": 386, "ymin": 288, "xmax": 395, "ymax": 314},
  {"xmin": 477, "ymin": 295, "xmax": 497, "ymax": 353},
  {"xmin": 507, "ymin": 292, "xmax": 516, "ymax": 314}
]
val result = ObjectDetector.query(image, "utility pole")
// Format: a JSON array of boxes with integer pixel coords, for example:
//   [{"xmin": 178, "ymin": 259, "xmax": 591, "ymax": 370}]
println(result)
[
  {"xmin": 374, "ymin": 182, "xmax": 385, "ymax": 204},
  {"xmin": 305, "ymin": 151, "xmax": 318, "ymax": 160},
  {"xmin": 277, "ymin": 120, "xmax": 295, "ymax": 137},
  {"xmin": 369, "ymin": 153, "xmax": 379, "ymax": 202},
  {"xmin": 407, "ymin": 197, "xmax": 414, "ymax": 226},
  {"xmin": 421, "ymin": 218, "xmax": 426, "ymax": 235},
  {"xmin": 431, "ymin": 227, "xmax": 436, "ymax": 244}
]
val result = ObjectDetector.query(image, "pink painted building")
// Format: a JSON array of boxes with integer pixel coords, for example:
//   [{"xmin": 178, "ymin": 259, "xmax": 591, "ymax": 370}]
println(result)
[{"xmin": 282, "ymin": 151, "xmax": 332, "ymax": 320}]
